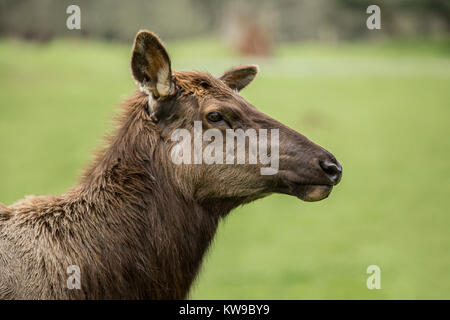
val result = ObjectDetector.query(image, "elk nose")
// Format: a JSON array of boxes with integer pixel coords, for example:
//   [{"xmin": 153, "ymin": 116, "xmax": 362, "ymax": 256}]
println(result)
[{"xmin": 319, "ymin": 159, "xmax": 342, "ymax": 185}]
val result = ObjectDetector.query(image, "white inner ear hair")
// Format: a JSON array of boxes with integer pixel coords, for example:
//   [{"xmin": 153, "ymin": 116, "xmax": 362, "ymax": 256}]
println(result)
[
  {"xmin": 138, "ymin": 81, "xmax": 157, "ymax": 113},
  {"xmin": 138, "ymin": 79, "xmax": 152, "ymax": 96},
  {"xmin": 146, "ymin": 93, "xmax": 156, "ymax": 113}
]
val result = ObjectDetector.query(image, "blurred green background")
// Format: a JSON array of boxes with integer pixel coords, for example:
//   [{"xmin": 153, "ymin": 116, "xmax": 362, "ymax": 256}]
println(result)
[{"xmin": 0, "ymin": 0, "xmax": 449, "ymax": 299}]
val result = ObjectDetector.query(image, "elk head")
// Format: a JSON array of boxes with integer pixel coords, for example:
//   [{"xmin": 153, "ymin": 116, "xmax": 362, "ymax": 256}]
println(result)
[{"xmin": 130, "ymin": 31, "xmax": 342, "ymax": 208}]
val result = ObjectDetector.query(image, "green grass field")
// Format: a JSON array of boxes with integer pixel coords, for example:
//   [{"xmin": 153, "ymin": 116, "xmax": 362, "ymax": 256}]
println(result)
[{"xmin": 0, "ymin": 37, "xmax": 449, "ymax": 299}]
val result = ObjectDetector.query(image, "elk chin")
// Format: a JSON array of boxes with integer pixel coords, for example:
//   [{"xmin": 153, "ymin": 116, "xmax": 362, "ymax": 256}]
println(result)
[{"xmin": 289, "ymin": 184, "xmax": 333, "ymax": 202}]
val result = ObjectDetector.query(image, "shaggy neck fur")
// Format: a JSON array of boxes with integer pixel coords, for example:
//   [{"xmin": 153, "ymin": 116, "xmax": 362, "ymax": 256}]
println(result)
[
  {"xmin": 0, "ymin": 92, "xmax": 235, "ymax": 299},
  {"xmin": 72, "ymin": 92, "xmax": 225, "ymax": 299}
]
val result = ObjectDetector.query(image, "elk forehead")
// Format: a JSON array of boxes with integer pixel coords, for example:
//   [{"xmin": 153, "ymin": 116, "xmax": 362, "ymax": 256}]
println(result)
[{"xmin": 173, "ymin": 71, "xmax": 237, "ymax": 100}]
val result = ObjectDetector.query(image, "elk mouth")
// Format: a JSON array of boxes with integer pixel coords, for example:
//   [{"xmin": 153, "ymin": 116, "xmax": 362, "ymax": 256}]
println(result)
[
  {"xmin": 287, "ymin": 183, "xmax": 333, "ymax": 202},
  {"xmin": 275, "ymin": 177, "xmax": 332, "ymax": 202},
  {"xmin": 275, "ymin": 154, "xmax": 342, "ymax": 201}
]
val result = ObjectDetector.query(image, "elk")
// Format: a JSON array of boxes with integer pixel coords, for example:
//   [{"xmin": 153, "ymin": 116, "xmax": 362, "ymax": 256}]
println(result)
[{"xmin": 0, "ymin": 31, "xmax": 342, "ymax": 299}]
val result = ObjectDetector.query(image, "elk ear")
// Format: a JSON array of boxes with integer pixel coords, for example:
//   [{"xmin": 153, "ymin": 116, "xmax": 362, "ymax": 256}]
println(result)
[
  {"xmin": 131, "ymin": 30, "xmax": 174, "ymax": 98},
  {"xmin": 219, "ymin": 65, "xmax": 259, "ymax": 91}
]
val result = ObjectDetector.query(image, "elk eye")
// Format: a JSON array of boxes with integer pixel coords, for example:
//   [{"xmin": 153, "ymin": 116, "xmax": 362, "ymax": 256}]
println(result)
[{"xmin": 206, "ymin": 111, "xmax": 223, "ymax": 123}]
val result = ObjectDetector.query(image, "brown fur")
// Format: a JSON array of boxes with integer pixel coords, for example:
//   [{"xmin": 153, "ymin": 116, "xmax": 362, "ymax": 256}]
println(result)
[{"xmin": 0, "ymin": 31, "xmax": 342, "ymax": 299}]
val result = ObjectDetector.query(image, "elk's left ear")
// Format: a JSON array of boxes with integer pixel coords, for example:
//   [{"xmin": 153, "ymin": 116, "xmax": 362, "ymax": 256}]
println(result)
[
  {"xmin": 219, "ymin": 65, "xmax": 259, "ymax": 91},
  {"xmin": 131, "ymin": 30, "xmax": 174, "ymax": 98}
]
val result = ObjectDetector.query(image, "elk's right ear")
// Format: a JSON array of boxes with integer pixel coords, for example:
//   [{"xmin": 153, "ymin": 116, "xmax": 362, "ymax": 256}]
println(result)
[{"xmin": 131, "ymin": 30, "xmax": 174, "ymax": 99}]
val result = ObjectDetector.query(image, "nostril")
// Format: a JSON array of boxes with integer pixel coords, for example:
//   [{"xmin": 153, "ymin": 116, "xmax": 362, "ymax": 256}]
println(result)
[{"xmin": 319, "ymin": 159, "xmax": 342, "ymax": 184}]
